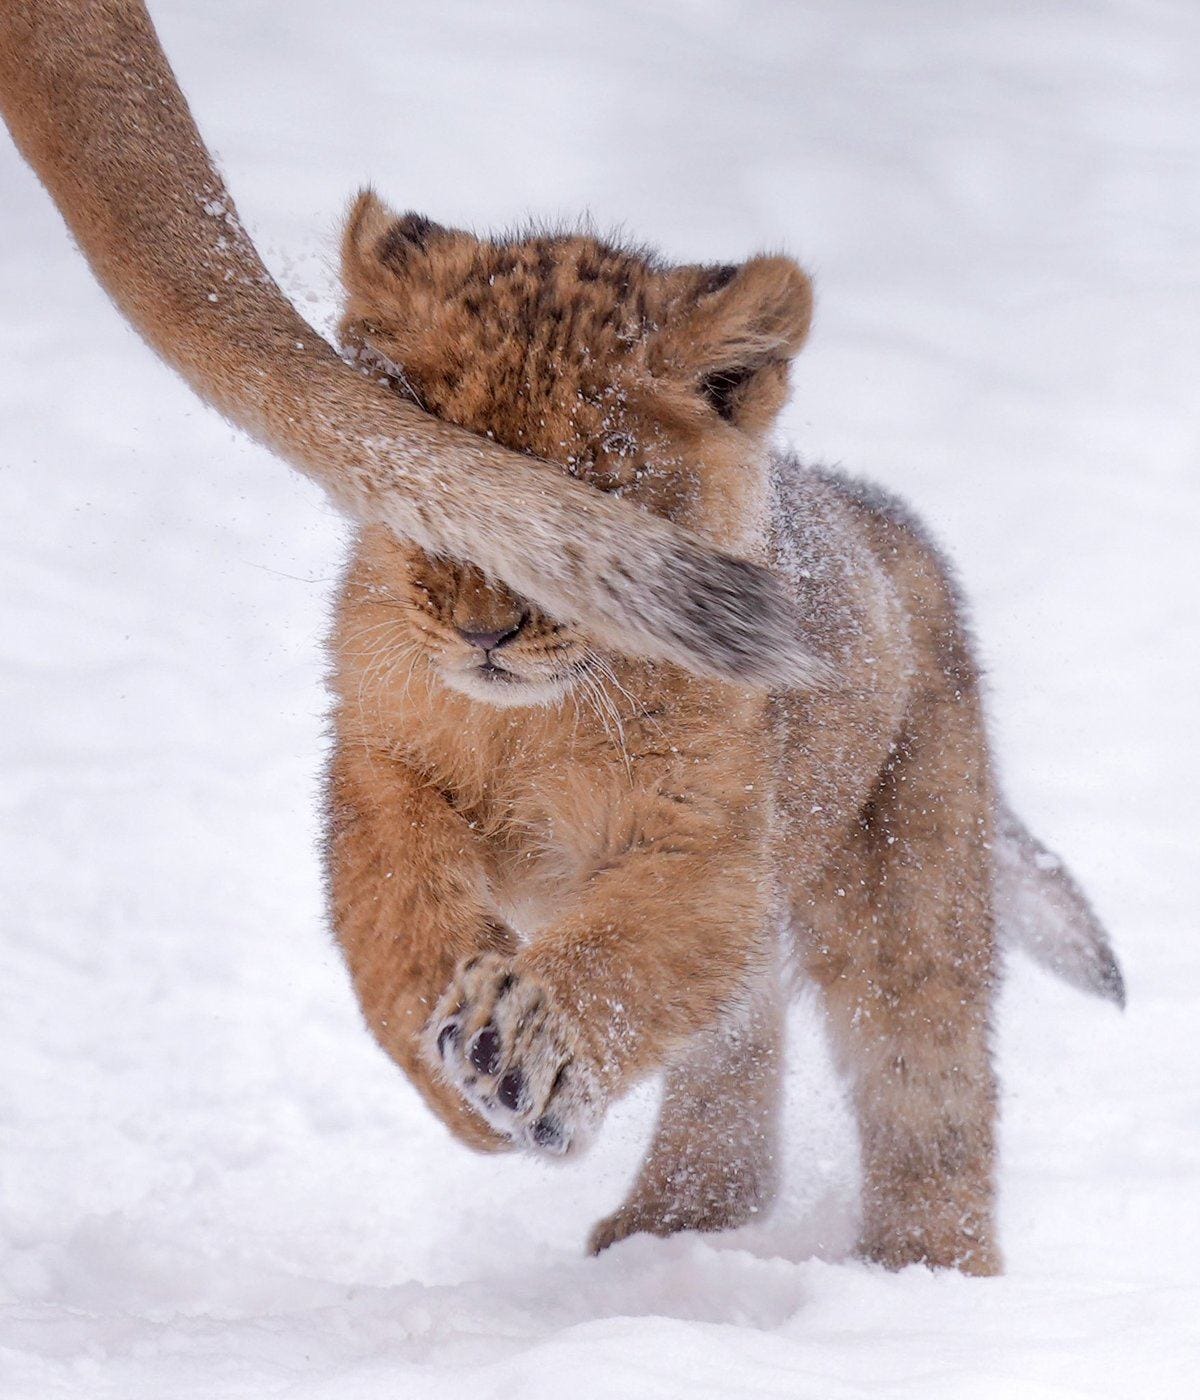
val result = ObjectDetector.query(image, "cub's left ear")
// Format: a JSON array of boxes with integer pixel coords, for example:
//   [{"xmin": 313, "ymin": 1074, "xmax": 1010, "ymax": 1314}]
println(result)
[{"xmin": 655, "ymin": 256, "xmax": 813, "ymax": 434}]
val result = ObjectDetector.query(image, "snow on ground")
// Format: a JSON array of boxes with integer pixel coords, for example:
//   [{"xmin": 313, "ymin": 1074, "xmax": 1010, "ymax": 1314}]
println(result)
[{"xmin": 2, "ymin": 1, "xmax": 1198, "ymax": 1395}]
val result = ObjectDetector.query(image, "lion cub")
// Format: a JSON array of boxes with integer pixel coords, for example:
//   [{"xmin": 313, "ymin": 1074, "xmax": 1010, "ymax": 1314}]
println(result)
[{"xmin": 325, "ymin": 192, "xmax": 1117, "ymax": 1276}]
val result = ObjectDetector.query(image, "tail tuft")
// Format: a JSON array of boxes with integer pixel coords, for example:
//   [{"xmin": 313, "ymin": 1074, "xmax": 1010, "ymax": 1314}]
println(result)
[{"xmin": 994, "ymin": 805, "xmax": 1125, "ymax": 1009}]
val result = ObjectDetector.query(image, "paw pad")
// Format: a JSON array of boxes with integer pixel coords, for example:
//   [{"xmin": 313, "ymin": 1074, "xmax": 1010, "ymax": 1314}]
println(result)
[
  {"xmin": 424, "ymin": 952, "xmax": 605, "ymax": 1156},
  {"xmin": 469, "ymin": 1026, "xmax": 502, "ymax": 1076},
  {"xmin": 532, "ymin": 1116, "xmax": 566, "ymax": 1152},
  {"xmin": 498, "ymin": 1069, "xmax": 524, "ymax": 1111}
]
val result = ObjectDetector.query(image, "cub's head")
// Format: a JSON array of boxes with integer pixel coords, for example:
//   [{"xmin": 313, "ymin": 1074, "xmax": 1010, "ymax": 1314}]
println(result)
[{"xmin": 338, "ymin": 189, "xmax": 812, "ymax": 707}]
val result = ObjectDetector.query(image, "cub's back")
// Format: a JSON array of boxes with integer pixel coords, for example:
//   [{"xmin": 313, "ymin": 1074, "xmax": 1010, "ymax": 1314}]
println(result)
[{"xmin": 768, "ymin": 458, "xmax": 986, "ymax": 867}]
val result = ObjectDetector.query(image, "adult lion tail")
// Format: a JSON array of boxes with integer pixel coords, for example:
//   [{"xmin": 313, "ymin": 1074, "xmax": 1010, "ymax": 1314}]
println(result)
[
  {"xmin": 0, "ymin": 0, "xmax": 822, "ymax": 691},
  {"xmin": 994, "ymin": 805, "xmax": 1125, "ymax": 1008}
]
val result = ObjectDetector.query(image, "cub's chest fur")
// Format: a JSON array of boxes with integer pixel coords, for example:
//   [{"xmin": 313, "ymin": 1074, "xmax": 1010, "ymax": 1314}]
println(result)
[{"xmin": 393, "ymin": 655, "xmax": 765, "ymax": 856}]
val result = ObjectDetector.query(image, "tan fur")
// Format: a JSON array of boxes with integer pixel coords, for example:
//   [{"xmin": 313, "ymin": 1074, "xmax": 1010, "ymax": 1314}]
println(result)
[
  {"xmin": 326, "ymin": 205, "xmax": 1008, "ymax": 1275},
  {"xmin": 0, "ymin": 0, "xmax": 1115, "ymax": 1281},
  {"xmin": 0, "ymin": 0, "xmax": 818, "ymax": 686}
]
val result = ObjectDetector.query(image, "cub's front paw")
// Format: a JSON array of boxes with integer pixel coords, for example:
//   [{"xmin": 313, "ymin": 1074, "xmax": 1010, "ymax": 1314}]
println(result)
[{"xmin": 424, "ymin": 952, "xmax": 605, "ymax": 1157}]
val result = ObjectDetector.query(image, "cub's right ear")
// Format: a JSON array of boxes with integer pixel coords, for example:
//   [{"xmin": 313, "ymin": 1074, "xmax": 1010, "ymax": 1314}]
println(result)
[{"xmin": 340, "ymin": 188, "xmax": 448, "ymax": 294}]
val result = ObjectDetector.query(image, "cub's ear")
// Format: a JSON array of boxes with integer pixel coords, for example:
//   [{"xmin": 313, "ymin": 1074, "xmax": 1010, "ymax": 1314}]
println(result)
[
  {"xmin": 655, "ymin": 256, "xmax": 813, "ymax": 434},
  {"xmin": 340, "ymin": 188, "xmax": 450, "ymax": 296}
]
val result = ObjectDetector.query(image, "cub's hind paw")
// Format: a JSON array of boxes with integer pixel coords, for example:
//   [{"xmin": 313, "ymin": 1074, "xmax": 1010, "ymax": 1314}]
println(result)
[
  {"xmin": 588, "ymin": 1182, "xmax": 770, "ymax": 1255},
  {"xmin": 424, "ymin": 952, "xmax": 604, "ymax": 1157}
]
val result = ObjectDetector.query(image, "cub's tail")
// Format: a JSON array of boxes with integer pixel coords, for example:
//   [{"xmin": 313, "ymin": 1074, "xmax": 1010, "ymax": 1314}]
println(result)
[{"xmin": 994, "ymin": 805, "xmax": 1125, "ymax": 1008}]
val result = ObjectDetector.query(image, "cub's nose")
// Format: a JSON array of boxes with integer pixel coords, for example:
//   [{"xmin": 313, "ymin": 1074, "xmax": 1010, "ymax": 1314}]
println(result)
[{"xmin": 457, "ymin": 619, "xmax": 524, "ymax": 652}]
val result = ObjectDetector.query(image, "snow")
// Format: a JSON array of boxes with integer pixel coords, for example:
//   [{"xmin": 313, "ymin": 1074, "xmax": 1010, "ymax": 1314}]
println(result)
[{"xmin": 1, "ymin": 1, "xmax": 1197, "ymax": 1395}]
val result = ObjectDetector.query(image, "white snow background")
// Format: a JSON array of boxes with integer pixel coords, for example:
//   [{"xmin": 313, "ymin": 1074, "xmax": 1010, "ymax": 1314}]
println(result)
[{"xmin": 2, "ymin": 2, "xmax": 1198, "ymax": 1396}]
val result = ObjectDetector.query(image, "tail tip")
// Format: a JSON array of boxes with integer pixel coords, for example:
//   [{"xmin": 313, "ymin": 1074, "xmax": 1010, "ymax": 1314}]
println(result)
[{"xmin": 1098, "ymin": 953, "xmax": 1127, "ymax": 1011}]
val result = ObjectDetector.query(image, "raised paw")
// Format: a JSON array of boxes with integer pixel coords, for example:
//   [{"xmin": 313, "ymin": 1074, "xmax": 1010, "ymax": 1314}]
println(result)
[{"xmin": 423, "ymin": 952, "xmax": 605, "ymax": 1157}]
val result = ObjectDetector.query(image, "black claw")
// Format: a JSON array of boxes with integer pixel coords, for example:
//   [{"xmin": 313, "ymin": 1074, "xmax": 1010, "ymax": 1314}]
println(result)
[
  {"xmin": 436, "ymin": 1023, "xmax": 459, "ymax": 1059},
  {"xmin": 469, "ymin": 1026, "xmax": 502, "ymax": 1076},
  {"xmin": 532, "ymin": 1115, "xmax": 566, "ymax": 1151},
  {"xmin": 498, "ymin": 1069, "xmax": 524, "ymax": 1112}
]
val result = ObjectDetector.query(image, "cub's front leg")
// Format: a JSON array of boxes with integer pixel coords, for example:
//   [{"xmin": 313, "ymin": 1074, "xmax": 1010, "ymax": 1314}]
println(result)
[
  {"xmin": 326, "ymin": 740, "xmax": 515, "ymax": 1152},
  {"xmin": 426, "ymin": 762, "xmax": 775, "ymax": 1157}
]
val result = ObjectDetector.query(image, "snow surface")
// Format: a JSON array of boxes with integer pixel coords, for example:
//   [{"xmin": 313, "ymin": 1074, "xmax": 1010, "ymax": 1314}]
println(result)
[{"xmin": 2, "ymin": 2, "xmax": 1198, "ymax": 1396}]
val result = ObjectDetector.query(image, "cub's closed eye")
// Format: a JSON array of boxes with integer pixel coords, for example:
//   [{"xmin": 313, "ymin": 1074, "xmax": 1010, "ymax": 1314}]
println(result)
[{"xmin": 699, "ymin": 366, "xmax": 754, "ymax": 421}]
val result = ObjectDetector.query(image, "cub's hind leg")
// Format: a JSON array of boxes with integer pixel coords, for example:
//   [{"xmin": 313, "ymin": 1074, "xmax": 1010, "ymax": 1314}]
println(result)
[
  {"xmin": 804, "ymin": 708, "xmax": 1001, "ymax": 1276},
  {"xmin": 589, "ymin": 970, "xmax": 785, "ymax": 1254}
]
